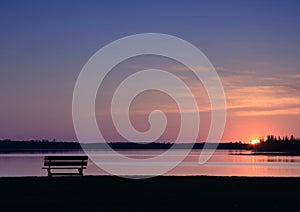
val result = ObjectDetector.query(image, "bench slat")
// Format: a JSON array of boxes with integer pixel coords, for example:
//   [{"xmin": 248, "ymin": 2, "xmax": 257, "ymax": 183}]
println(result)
[
  {"xmin": 42, "ymin": 167, "xmax": 87, "ymax": 169},
  {"xmin": 44, "ymin": 156, "xmax": 88, "ymax": 160},
  {"xmin": 44, "ymin": 161, "xmax": 87, "ymax": 166}
]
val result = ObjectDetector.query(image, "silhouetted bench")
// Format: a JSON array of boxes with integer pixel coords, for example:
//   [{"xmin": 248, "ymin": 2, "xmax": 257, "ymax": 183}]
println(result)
[{"xmin": 42, "ymin": 156, "xmax": 88, "ymax": 177}]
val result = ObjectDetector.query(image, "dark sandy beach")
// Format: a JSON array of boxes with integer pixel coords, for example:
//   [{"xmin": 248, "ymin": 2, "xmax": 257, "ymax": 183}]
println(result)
[{"xmin": 1, "ymin": 176, "xmax": 300, "ymax": 211}]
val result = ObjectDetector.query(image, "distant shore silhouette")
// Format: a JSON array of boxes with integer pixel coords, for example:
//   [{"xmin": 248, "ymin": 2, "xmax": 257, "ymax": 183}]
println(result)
[
  {"xmin": 1, "ymin": 135, "xmax": 300, "ymax": 154},
  {"xmin": 0, "ymin": 139, "xmax": 248, "ymax": 152},
  {"xmin": 252, "ymin": 135, "xmax": 300, "ymax": 152}
]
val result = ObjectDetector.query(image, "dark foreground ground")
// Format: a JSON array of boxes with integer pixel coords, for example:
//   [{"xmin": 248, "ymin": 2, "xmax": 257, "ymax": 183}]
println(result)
[{"xmin": 1, "ymin": 176, "xmax": 300, "ymax": 211}]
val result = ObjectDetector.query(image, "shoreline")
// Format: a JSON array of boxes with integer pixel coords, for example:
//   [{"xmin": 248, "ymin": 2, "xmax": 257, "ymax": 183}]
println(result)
[
  {"xmin": 1, "ymin": 175, "xmax": 300, "ymax": 210},
  {"xmin": 2, "ymin": 174, "xmax": 300, "ymax": 179}
]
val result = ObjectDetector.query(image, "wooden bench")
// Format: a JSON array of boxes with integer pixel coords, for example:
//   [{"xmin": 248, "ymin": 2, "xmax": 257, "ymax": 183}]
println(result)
[{"xmin": 42, "ymin": 156, "xmax": 88, "ymax": 177}]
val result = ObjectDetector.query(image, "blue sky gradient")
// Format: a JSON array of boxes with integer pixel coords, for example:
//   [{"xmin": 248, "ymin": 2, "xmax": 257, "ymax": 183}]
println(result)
[{"xmin": 1, "ymin": 0, "xmax": 300, "ymax": 142}]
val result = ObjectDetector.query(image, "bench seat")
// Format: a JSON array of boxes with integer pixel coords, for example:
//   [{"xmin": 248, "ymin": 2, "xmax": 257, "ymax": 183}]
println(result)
[{"xmin": 42, "ymin": 155, "xmax": 88, "ymax": 177}]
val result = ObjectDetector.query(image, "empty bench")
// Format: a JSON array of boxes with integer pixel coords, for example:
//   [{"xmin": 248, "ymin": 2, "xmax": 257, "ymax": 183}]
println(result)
[{"xmin": 42, "ymin": 156, "xmax": 88, "ymax": 177}]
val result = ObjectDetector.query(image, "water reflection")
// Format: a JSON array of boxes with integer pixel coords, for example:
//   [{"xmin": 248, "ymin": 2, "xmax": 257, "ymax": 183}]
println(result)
[
  {"xmin": 0, "ymin": 150, "xmax": 300, "ymax": 177},
  {"xmin": 258, "ymin": 158, "xmax": 299, "ymax": 163}
]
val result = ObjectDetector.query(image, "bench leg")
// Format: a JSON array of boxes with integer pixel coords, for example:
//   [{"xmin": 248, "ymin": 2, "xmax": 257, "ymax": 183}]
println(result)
[
  {"xmin": 78, "ymin": 168, "xmax": 83, "ymax": 176},
  {"xmin": 47, "ymin": 169, "xmax": 52, "ymax": 177}
]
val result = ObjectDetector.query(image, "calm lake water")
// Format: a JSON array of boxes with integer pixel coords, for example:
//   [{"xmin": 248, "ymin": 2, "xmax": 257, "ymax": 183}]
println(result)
[{"xmin": 1, "ymin": 149, "xmax": 300, "ymax": 177}]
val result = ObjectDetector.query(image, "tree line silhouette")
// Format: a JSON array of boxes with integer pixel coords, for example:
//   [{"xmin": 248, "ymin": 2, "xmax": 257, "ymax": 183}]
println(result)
[
  {"xmin": 0, "ymin": 139, "xmax": 81, "ymax": 152},
  {"xmin": 253, "ymin": 135, "xmax": 300, "ymax": 153},
  {"xmin": 266, "ymin": 135, "xmax": 299, "ymax": 143},
  {"xmin": 0, "ymin": 139, "xmax": 248, "ymax": 152},
  {"xmin": 1, "ymin": 136, "xmax": 299, "ymax": 153}
]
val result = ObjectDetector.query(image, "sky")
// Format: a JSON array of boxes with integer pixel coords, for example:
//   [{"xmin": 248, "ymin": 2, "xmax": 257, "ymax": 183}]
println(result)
[{"xmin": 0, "ymin": 0, "xmax": 300, "ymax": 143}]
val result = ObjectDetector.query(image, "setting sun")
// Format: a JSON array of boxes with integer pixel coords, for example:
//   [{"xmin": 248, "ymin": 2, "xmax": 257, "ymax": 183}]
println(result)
[{"xmin": 251, "ymin": 139, "xmax": 260, "ymax": 145}]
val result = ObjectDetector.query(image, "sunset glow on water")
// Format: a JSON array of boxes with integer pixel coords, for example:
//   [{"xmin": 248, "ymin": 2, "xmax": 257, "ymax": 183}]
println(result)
[{"xmin": 1, "ymin": 150, "xmax": 300, "ymax": 177}]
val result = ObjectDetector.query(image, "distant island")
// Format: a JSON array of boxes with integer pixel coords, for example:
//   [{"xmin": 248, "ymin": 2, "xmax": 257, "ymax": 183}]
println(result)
[{"xmin": 250, "ymin": 135, "xmax": 300, "ymax": 154}]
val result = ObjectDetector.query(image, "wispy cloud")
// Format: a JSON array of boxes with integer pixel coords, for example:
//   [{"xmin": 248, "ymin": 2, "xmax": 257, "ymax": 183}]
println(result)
[
  {"xmin": 219, "ymin": 67, "xmax": 300, "ymax": 116},
  {"xmin": 95, "ymin": 60, "xmax": 300, "ymax": 118}
]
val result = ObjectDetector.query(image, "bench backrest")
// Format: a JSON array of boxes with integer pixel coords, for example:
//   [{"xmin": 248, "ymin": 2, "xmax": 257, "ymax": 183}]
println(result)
[{"xmin": 44, "ymin": 156, "xmax": 88, "ymax": 167}]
